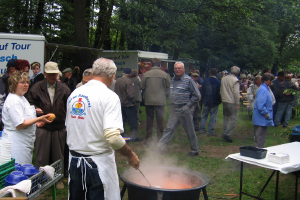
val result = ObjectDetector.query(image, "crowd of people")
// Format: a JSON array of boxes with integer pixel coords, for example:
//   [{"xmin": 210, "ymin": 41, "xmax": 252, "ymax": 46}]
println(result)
[{"xmin": 0, "ymin": 57, "xmax": 299, "ymax": 199}]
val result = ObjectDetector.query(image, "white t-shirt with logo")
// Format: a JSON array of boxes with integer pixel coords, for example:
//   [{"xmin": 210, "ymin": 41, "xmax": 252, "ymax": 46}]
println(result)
[{"xmin": 66, "ymin": 79, "xmax": 123, "ymax": 155}]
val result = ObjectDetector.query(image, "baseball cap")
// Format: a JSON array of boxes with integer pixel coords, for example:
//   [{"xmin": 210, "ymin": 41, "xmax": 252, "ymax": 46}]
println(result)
[
  {"xmin": 45, "ymin": 62, "xmax": 60, "ymax": 73},
  {"xmin": 191, "ymin": 73, "xmax": 199, "ymax": 77},
  {"xmin": 62, "ymin": 68, "xmax": 72, "ymax": 73},
  {"xmin": 123, "ymin": 68, "xmax": 132, "ymax": 74},
  {"xmin": 7, "ymin": 59, "xmax": 18, "ymax": 68}
]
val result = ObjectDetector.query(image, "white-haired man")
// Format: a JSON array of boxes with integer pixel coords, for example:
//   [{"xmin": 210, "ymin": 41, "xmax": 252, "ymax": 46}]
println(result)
[
  {"xmin": 76, "ymin": 68, "xmax": 93, "ymax": 88},
  {"xmin": 220, "ymin": 66, "xmax": 240, "ymax": 143},
  {"xmin": 66, "ymin": 58, "xmax": 139, "ymax": 200},
  {"xmin": 158, "ymin": 62, "xmax": 201, "ymax": 157}
]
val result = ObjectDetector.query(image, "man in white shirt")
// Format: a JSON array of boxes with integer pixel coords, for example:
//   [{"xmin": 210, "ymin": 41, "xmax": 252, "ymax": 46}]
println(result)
[{"xmin": 66, "ymin": 58, "xmax": 139, "ymax": 200}]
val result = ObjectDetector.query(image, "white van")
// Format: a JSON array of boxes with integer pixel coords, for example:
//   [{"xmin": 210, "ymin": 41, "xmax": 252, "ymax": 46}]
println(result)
[{"xmin": 0, "ymin": 33, "xmax": 46, "ymax": 76}]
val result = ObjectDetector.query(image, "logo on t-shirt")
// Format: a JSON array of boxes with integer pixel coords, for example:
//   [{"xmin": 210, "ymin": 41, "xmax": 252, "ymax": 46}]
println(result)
[{"xmin": 70, "ymin": 98, "xmax": 86, "ymax": 119}]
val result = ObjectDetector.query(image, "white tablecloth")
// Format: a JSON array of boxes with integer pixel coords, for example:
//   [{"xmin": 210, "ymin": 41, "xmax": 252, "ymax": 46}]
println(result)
[{"xmin": 226, "ymin": 142, "xmax": 300, "ymax": 174}]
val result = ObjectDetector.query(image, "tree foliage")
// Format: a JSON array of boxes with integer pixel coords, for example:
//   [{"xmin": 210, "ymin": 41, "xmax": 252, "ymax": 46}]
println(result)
[{"xmin": 0, "ymin": 0, "xmax": 300, "ymax": 73}]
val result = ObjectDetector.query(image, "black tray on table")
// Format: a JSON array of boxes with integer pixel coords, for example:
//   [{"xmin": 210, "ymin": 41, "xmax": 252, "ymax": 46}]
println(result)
[{"xmin": 239, "ymin": 146, "xmax": 267, "ymax": 159}]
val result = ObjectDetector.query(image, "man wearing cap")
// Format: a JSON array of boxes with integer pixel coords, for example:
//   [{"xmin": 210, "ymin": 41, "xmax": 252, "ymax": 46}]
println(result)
[
  {"xmin": 140, "ymin": 58, "xmax": 170, "ymax": 145},
  {"xmin": 0, "ymin": 59, "xmax": 18, "ymax": 130},
  {"xmin": 27, "ymin": 61, "xmax": 71, "ymax": 189},
  {"xmin": 190, "ymin": 73, "xmax": 202, "ymax": 132},
  {"xmin": 63, "ymin": 67, "xmax": 78, "ymax": 92},
  {"xmin": 115, "ymin": 68, "xmax": 142, "ymax": 142}
]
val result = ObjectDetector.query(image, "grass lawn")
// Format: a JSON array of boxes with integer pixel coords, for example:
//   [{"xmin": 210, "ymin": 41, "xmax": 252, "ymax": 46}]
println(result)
[{"xmin": 35, "ymin": 103, "xmax": 299, "ymax": 200}]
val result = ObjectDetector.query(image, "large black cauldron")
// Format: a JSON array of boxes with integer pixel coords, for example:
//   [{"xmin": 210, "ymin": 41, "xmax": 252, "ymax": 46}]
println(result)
[{"xmin": 120, "ymin": 167, "xmax": 210, "ymax": 200}]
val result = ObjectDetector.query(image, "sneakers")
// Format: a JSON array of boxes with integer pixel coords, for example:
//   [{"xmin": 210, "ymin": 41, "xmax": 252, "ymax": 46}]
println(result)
[
  {"xmin": 207, "ymin": 132, "xmax": 217, "ymax": 137},
  {"xmin": 221, "ymin": 134, "xmax": 233, "ymax": 143},
  {"xmin": 186, "ymin": 152, "xmax": 199, "ymax": 157},
  {"xmin": 56, "ymin": 181, "xmax": 64, "ymax": 189}
]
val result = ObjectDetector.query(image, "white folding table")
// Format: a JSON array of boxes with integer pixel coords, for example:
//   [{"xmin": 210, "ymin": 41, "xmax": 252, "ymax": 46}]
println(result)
[{"xmin": 226, "ymin": 142, "xmax": 300, "ymax": 200}]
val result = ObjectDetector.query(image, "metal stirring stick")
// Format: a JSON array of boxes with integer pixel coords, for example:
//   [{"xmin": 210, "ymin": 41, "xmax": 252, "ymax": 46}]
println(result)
[{"xmin": 138, "ymin": 169, "xmax": 152, "ymax": 187}]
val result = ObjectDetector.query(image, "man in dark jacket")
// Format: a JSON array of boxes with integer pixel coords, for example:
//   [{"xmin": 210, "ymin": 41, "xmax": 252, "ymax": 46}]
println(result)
[
  {"xmin": 27, "ymin": 61, "xmax": 70, "ymax": 189},
  {"xmin": 190, "ymin": 73, "xmax": 202, "ymax": 131},
  {"xmin": 199, "ymin": 68, "xmax": 222, "ymax": 136},
  {"xmin": 115, "ymin": 68, "xmax": 142, "ymax": 142},
  {"xmin": 63, "ymin": 68, "xmax": 78, "ymax": 92},
  {"xmin": 274, "ymin": 74, "xmax": 298, "ymax": 127},
  {"xmin": 130, "ymin": 69, "xmax": 142, "ymax": 124}
]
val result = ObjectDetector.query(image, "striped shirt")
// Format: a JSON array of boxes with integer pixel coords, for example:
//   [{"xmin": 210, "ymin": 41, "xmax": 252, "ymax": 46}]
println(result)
[{"xmin": 170, "ymin": 74, "xmax": 200, "ymax": 107}]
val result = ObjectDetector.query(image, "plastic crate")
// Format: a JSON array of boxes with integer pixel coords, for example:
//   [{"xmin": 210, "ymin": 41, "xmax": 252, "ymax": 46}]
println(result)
[
  {"xmin": 0, "ymin": 159, "xmax": 15, "ymax": 189},
  {"xmin": 240, "ymin": 146, "xmax": 267, "ymax": 159},
  {"xmin": 292, "ymin": 125, "xmax": 300, "ymax": 135},
  {"xmin": 0, "ymin": 160, "xmax": 63, "ymax": 199},
  {"xmin": 0, "ymin": 158, "xmax": 15, "ymax": 172}
]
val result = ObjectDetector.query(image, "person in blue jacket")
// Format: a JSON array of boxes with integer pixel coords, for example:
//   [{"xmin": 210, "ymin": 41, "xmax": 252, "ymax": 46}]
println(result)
[{"xmin": 252, "ymin": 73, "xmax": 275, "ymax": 148}]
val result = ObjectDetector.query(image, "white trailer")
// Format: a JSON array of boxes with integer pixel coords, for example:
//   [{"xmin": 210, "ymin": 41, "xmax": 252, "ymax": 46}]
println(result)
[
  {"xmin": 98, "ymin": 50, "xmax": 169, "ymax": 77},
  {"xmin": 0, "ymin": 33, "xmax": 46, "ymax": 76}
]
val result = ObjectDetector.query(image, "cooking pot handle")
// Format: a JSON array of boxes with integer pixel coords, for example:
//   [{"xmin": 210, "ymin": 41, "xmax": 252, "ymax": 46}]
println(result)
[
  {"xmin": 120, "ymin": 184, "xmax": 127, "ymax": 200},
  {"xmin": 157, "ymin": 191, "xmax": 163, "ymax": 200}
]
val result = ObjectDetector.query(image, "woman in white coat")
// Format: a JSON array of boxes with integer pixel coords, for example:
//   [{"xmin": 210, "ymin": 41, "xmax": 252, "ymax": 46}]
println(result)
[{"xmin": 2, "ymin": 71, "xmax": 52, "ymax": 165}]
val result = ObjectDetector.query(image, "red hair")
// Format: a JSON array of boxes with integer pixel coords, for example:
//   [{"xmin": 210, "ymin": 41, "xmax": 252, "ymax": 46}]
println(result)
[{"xmin": 15, "ymin": 60, "xmax": 30, "ymax": 71}]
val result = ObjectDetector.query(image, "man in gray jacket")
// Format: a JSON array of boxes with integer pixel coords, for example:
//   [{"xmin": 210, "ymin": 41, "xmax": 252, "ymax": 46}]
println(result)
[
  {"xmin": 220, "ymin": 66, "xmax": 240, "ymax": 143},
  {"xmin": 158, "ymin": 62, "xmax": 200, "ymax": 156},
  {"xmin": 141, "ymin": 58, "xmax": 170, "ymax": 145}
]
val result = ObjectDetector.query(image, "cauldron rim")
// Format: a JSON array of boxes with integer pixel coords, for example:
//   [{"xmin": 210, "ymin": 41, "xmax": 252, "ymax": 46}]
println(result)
[{"xmin": 120, "ymin": 166, "xmax": 210, "ymax": 191}]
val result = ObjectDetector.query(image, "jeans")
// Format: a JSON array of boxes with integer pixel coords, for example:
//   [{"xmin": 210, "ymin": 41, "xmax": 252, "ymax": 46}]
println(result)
[
  {"xmin": 199, "ymin": 105, "xmax": 219, "ymax": 134},
  {"xmin": 222, "ymin": 102, "xmax": 238, "ymax": 136},
  {"xmin": 145, "ymin": 105, "xmax": 165, "ymax": 141},
  {"xmin": 121, "ymin": 106, "xmax": 138, "ymax": 138},
  {"xmin": 69, "ymin": 157, "xmax": 104, "ymax": 200},
  {"xmin": 158, "ymin": 104, "xmax": 199, "ymax": 153},
  {"xmin": 274, "ymin": 102, "xmax": 294, "ymax": 126}
]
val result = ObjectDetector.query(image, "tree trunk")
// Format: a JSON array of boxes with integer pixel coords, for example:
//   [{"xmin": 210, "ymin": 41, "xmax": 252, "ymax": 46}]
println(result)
[
  {"xmin": 34, "ymin": 0, "xmax": 45, "ymax": 33},
  {"xmin": 272, "ymin": 32, "xmax": 288, "ymax": 70},
  {"xmin": 96, "ymin": 0, "xmax": 114, "ymax": 49},
  {"xmin": 93, "ymin": 0, "xmax": 106, "ymax": 48},
  {"xmin": 74, "ymin": 0, "xmax": 95, "ymax": 68},
  {"xmin": 74, "ymin": 0, "xmax": 89, "ymax": 47}
]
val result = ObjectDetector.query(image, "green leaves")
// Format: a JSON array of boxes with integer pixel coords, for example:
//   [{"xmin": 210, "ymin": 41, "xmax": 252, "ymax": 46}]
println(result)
[{"xmin": 1, "ymin": 0, "xmax": 300, "ymax": 72}]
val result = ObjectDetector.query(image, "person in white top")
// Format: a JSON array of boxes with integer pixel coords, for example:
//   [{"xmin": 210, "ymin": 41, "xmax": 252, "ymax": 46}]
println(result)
[
  {"xmin": 66, "ymin": 57, "xmax": 139, "ymax": 200},
  {"xmin": 2, "ymin": 71, "xmax": 52, "ymax": 165}
]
